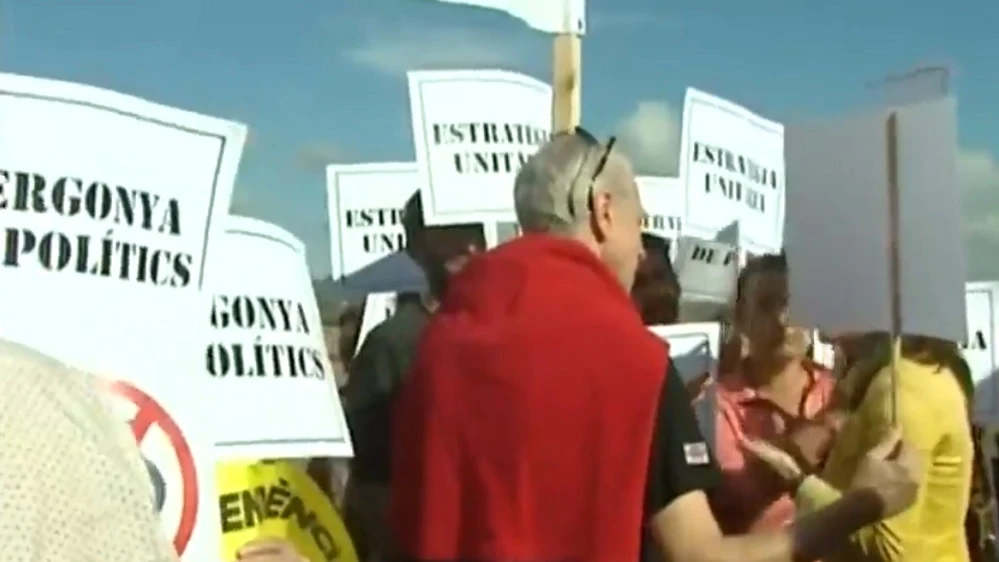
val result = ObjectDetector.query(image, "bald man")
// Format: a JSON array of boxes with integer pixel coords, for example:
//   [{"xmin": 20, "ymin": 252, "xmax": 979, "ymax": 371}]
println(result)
[{"xmin": 389, "ymin": 129, "xmax": 921, "ymax": 562}]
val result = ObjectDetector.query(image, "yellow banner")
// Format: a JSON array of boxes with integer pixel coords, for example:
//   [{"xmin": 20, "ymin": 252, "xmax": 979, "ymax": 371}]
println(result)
[{"xmin": 216, "ymin": 460, "xmax": 358, "ymax": 562}]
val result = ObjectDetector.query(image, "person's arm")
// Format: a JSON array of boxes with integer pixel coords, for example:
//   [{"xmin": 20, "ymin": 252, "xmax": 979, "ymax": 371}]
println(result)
[
  {"xmin": 647, "ymin": 365, "xmax": 899, "ymax": 562},
  {"xmin": 343, "ymin": 325, "xmax": 400, "ymax": 485},
  {"xmin": 794, "ymin": 370, "xmax": 935, "ymax": 561},
  {"xmin": 651, "ymin": 487, "xmax": 883, "ymax": 562}
]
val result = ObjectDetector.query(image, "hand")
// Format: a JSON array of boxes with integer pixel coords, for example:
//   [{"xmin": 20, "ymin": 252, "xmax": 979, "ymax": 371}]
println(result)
[
  {"xmin": 848, "ymin": 427, "xmax": 922, "ymax": 520},
  {"xmin": 685, "ymin": 372, "xmax": 713, "ymax": 404},
  {"xmin": 232, "ymin": 538, "xmax": 308, "ymax": 562},
  {"xmin": 740, "ymin": 436, "xmax": 804, "ymax": 488},
  {"xmin": 777, "ymin": 417, "xmax": 839, "ymax": 473}
]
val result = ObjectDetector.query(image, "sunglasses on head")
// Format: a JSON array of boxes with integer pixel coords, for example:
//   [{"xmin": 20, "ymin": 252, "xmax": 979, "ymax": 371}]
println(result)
[{"xmin": 553, "ymin": 126, "xmax": 617, "ymax": 217}]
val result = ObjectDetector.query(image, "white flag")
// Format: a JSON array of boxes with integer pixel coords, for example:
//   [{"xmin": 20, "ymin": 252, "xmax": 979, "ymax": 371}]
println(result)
[{"xmin": 434, "ymin": 0, "xmax": 585, "ymax": 35}]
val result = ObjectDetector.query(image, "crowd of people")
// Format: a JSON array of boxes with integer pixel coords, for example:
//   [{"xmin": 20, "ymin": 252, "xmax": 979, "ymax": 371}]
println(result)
[
  {"xmin": 340, "ymin": 130, "xmax": 990, "ymax": 562},
  {"xmin": 0, "ymin": 128, "xmax": 993, "ymax": 562}
]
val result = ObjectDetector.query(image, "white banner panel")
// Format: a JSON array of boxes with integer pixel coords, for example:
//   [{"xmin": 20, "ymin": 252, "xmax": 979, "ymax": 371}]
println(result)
[
  {"xmin": 674, "ymin": 236, "xmax": 739, "ymax": 322},
  {"xmin": 678, "ymin": 88, "xmax": 785, "ymax": 254},
  {"xmin": 648, "ymin": 323, "xmax": 722, "ymax": 448},
  {"xmin": 204, "ymin": 216, "xmax": 352, "ymax": 460},
  {"xmin": 0, "ymin": 73, "xmax": 245, "ymax": 561},
  {"xmin": 433, "ymin": 0, "xmax": 586, "ymax": 34},
  {"xmin": 637, "ymin": 176, "xmax": 683, "ymax": 243},
  {"xmin": 966, "ymin": 281, "xmax": 999, "ymax": 420},
  {"xmin": 408, "ymin": 69, "xmax": 551, "ymax": 225},
  {"xmin": 354, "ymin": 291, "xmax": 398, "ymax": 356}
]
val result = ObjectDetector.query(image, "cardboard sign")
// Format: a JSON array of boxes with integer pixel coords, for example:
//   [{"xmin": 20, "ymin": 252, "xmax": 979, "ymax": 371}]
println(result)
[
  {"xmin": 966, "ymin": 281, "xmax": 999, "ymax": 420},
  {"xmin": 785, "ymin": 97, "xmax": 965, "ymax": 342},
  {"xmin": 492, "ymin": 222, "xmax": 523, "ymax": 246},
  {"xmin": 435, "ymin": 0, "xmax": 586, "ymax": 34},
  {"xmin": 408, "ymin": 70, "xmax": 552, "ymax": 225},
  {"xmin": 811, "ymin": 330, "xmax": 836, "ymax": 369},
  {"xmin": 648, "ymin": 323, "xmax": 722, "ymax": 448},
  {"xmin": 326, "ymin": 162, "xmax": 417, "ymax": 281},
  {"xmin": 354, "ymin": 292, "xmax": 398, "ymax": 356},
  {"xmin": 678, "ymin": 88, "xmax": 785, "ymax": 254},
  {"xmin": 637, "ymin": 176, "xmax": 683, "ymax": 243},
  {"xmin": 0, "ymin": 73, "xmax": 246, "ymax": 561},
  {"xmin": 204, "ymin": 217, "xmax": 352, "ymax": 459},
  {"xmin": 673, "ymin": 236, "xmax": 739, "ymax": 322}
]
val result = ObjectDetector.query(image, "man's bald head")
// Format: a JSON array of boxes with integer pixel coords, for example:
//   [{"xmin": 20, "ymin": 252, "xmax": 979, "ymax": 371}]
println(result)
[
  {"xmin": 513, "ymin": 132, "xmax": 645, "ymax": 289},
  {"xmin": 514, "ymin": 134, "xmax": 638, "ymax": 235}
]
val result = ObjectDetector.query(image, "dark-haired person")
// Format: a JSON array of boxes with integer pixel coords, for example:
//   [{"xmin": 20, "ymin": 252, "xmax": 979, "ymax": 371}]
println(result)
[
  {"xmin": 745, "ymin": 333, "xmax": 974, "ymax": 562},
  {"xmin": 711, "ymin": 252, "xmax": 840, "ymax": 534},
  {"xmin": 632, "ymin": 233, "xmax": 680, "ymax": 325},
  {"xmin": 341, "ymin": 192, "xmax": 483, "ymax": 562},
  {"xmin": 632, "ymin": 233, "xmax": 715, "ymax": 404}
]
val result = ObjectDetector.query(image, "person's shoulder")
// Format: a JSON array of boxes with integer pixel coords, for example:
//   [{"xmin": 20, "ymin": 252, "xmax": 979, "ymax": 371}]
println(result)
[
  {"xmin": 0, "ymin": 337, "xmax": 72, "ymax": 378},
  {"xmin": 370, "ymin": 301, "xmax": 429, "ymax": 347},
  {"xmin": 0, "ymin": 340, "xmax": 122, "ymax": 446},
  {"xmin": 0, "ymin": 339, "xmax": 98, "ymax": 409}
]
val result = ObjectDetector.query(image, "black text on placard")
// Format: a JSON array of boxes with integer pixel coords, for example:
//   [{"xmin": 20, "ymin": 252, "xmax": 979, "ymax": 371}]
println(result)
[
  {"xmin": 207, "ymin": 294, "xmax": 327, "ymax": 380},
  {"xmin": 643, "ymin": 214, "xmax": 681, "ymax": 232},
  {"xmin": 690, "ymin": 244, "xmax": 738, "ymax": 266},
  {"xmin": 219, "ymin": 479, "xmax": 340, "ymax": 561},
  {"xmin": 0, "ymin": 168, "xmax": 191, "ymax": 287},
  {"xmin": 344, "ymin": 207, "xmax": 406, "ymax": 254},
  {"xmin": 962, "ymin": 330, "xmax": 989, "ymax": 351},
  {"xmin": 693, "ymin": 142, "xmax": 779, "ymax": 214},
  {"xmin": 433, "ymin": 122, "xmax": 549, "ymax": 174}
]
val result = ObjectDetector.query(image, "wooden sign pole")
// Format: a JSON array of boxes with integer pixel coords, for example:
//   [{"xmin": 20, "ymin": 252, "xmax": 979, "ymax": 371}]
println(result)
[
  {"xmin": 551, "ymin": 33, "xmax": 582, "ymax": 133},
  {"xmin": 886, "ymin": 111, "xmax": 902, "ymax": 425}
]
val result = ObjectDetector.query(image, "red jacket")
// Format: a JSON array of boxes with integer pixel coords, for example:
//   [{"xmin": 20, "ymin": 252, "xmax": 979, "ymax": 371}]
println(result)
[{"xmin": 391, "ymin": 235, "xmax": 668, "ymax": 562}]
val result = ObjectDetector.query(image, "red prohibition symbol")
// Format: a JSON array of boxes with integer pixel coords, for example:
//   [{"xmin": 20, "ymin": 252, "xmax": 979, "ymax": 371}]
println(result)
[{"xmin": 108, "ymin": 380, "xmax": 199, "ymax": 555}]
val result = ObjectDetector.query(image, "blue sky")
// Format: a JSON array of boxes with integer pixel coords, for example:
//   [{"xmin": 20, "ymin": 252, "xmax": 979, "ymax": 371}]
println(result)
[{"xmin": 3, "ymin": 0, "xmax": 998, "ymax": 279}]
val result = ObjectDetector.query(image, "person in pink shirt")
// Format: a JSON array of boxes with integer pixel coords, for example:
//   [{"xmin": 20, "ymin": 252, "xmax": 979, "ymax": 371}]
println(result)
[{"xmin": 711, "ymin": 253, "xmax": 839, "ymax": 534}]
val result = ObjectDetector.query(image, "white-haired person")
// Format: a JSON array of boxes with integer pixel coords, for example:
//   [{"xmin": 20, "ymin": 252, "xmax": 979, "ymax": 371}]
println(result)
[{"xmin": 389, "ymin": 127, "xmax": 923, "ymax": 562}]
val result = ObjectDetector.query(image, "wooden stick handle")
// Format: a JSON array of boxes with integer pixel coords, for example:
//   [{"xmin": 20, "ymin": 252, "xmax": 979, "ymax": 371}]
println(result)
[{"xmin": 552, "ymin": 33, "xmax": 582, "ymax": 133}]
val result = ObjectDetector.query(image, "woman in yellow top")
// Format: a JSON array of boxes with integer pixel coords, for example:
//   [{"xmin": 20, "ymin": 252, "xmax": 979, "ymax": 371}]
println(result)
[{"xmin": 744, "ymin": 333, "xmax": 974, "ymax": 562}]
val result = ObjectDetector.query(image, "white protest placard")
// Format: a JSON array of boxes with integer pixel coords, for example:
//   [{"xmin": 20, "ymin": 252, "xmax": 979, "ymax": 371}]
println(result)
[
  {"xmin": 492, "ymin": 221, "xmax": 523, "ymax": 247},
  {"xmin": 204, "ymin": 216, "xmax": 352, "ymax": 460},
  {"xmin": 678, "ymin": 88, "xmax": 785, "ymax": 254},
  {"xmin": 354, "ymin": 292, "xmax": 398, "ymax": 355},
  {"xmin": 965, "ymin": 281, "xmax": 999, "ymax": 419},
  {"xmin": 648, "ymin": 323, "xmax": 721, "ymax": 447},
  {"xmin": 785, "ymin": 97, "xmax": 965, "ymax": 342},
  {"xmin": 408, "ymin": 70, "xmax": 552, "ymax": 225},
  {"xmin": 0, "ymin": 73, "xmax": 245, "ymax": 561},
  {"xmin": 431, "ymin": 0, "xmax": 586, "ymax": 34},
  {"xmin": 637, "ymin": 176, "xmax": 683, "ymax": 243},
  {"xmin": 673, "ymin": 236, "xmax": 739, "ymax": 323},
  {"xmin": 811, "ymin": 330, "xmax": 836, "ymax": 369},
  {"xmin": 326, "ymin": 162, "xmax": 417, "ymax": 281}
]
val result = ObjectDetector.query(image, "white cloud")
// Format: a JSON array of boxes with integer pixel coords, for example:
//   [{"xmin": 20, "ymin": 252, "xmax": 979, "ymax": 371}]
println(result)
[
  {"xmin": 295, "ymin": 141, "xmax": 354, "ymax": 173},
  {"xmin": 614, "ymin": 100, "xmax": 682, "ymax": 177},
  {"xmin": 342, "ymin": 23, "xmax": 531, "ymax": 77}
]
